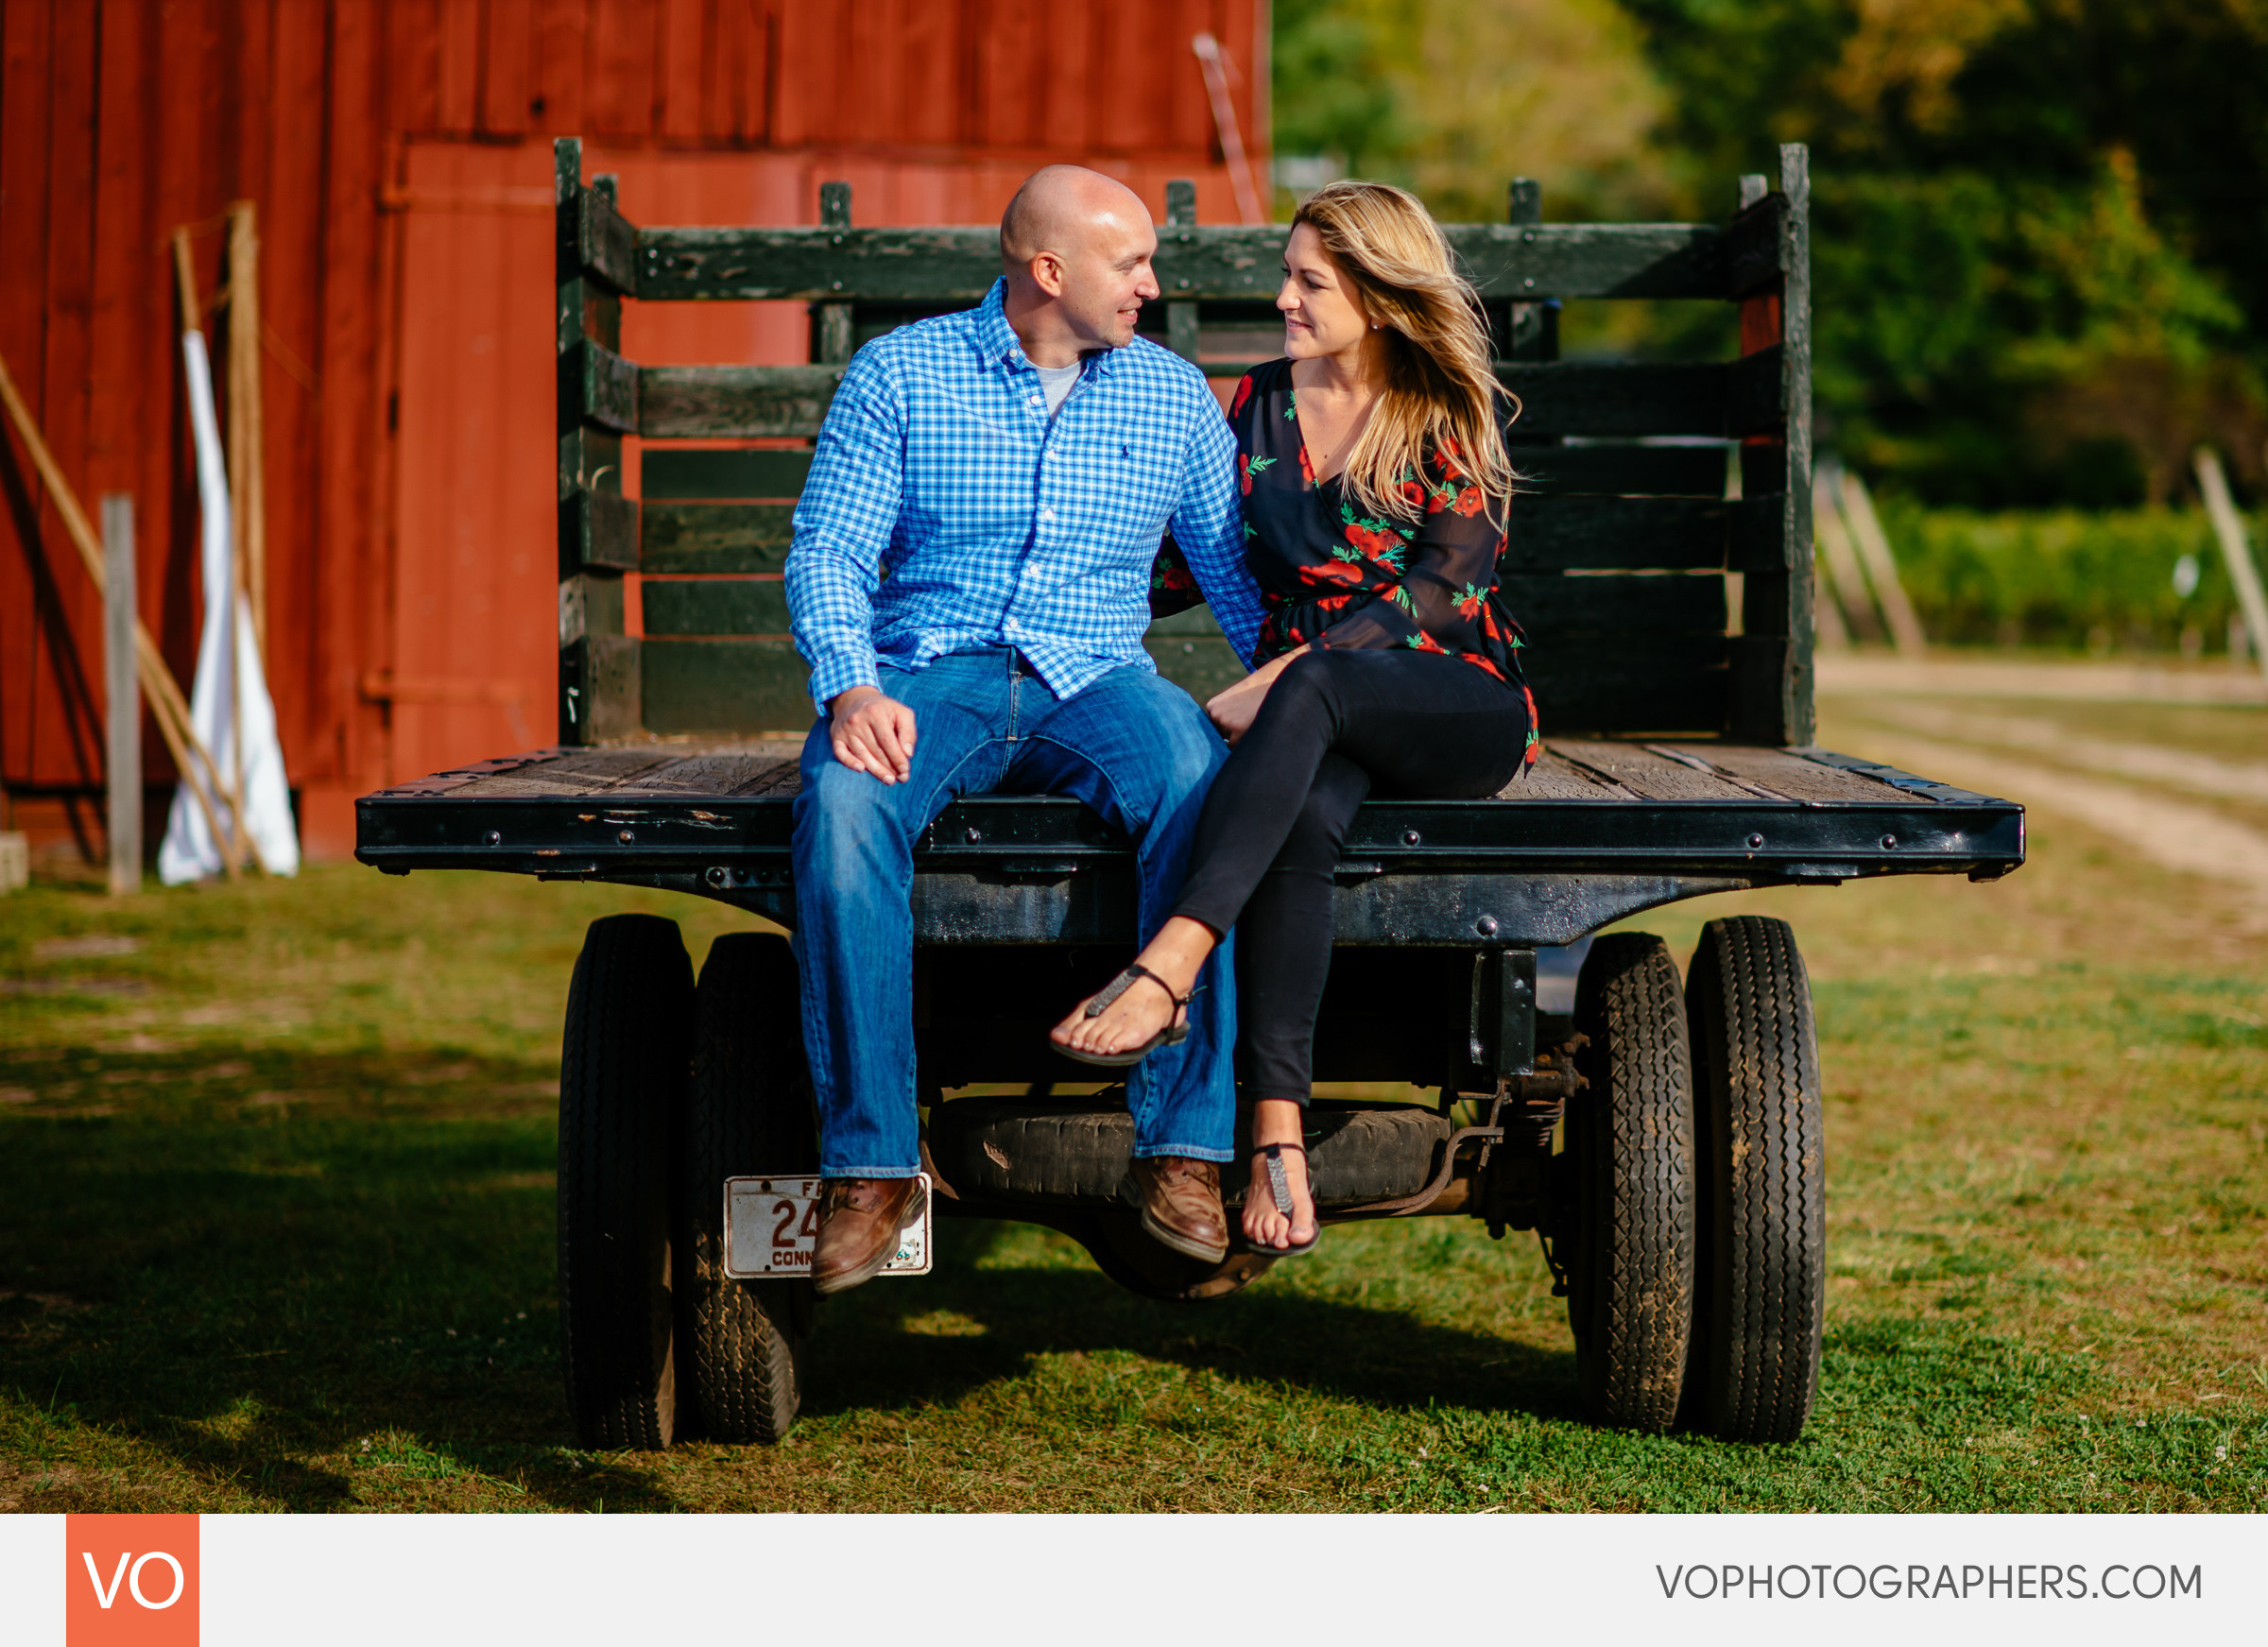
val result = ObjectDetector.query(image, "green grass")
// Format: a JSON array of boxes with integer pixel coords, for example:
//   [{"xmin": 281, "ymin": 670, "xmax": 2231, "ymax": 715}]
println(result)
[{"xmin": 2, "ymin": 701, "xmax": 2264, "ymax": 1512}]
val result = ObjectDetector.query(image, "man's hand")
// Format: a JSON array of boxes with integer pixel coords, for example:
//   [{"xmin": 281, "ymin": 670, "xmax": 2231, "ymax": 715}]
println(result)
[{"xmin": 828, "ymin": 685, "xmax": 918, "ymax": 784}]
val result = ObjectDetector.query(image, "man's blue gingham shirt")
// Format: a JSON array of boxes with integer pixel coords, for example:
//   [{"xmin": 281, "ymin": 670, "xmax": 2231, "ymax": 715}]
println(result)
[{"xmin": 785, "ymin": 279, "xmax": 1266, "ymax": 709}]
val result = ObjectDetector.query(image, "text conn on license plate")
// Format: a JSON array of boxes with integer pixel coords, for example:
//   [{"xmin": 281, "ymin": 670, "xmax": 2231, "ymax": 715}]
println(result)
[{"xmin": 723, "ymin": 1175, "xmax": 932, "ymax": 1278}]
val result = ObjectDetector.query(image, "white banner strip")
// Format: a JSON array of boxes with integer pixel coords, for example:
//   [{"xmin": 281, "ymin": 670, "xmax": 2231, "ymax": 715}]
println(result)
[{"xmin": 5, "ymin": 1512, "xmax": 2262, "ymax": 1645}]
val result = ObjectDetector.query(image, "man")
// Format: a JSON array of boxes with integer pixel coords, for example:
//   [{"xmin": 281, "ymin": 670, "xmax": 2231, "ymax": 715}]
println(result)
[{"xmin": 785, "ymin": 165, "xmax": 1267, "ymax": 1295}]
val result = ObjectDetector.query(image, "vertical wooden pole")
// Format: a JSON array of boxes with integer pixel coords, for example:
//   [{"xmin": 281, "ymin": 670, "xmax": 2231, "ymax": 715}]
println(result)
[
  {"xmin": 1727, "ymin": 146, "xmax": 1814, "ymax": 746},
  {"xmin": 2193, "ymin": 447, "xmax": 2268, "ymax": 689},
  {"xmin": 1165, "ymin": 180, "xmax": 1200, "ymax": 365},
  {"xmin": 1503, "ymin": 180, "xmax": 1559, "ymax": 363},
  {"xmin": 1839, "ymin": 470, "xmax": 1927, "ymax": 656},
  {"xmin": 171, "ymin": 229, "xmax": 252, "ymax": 874},
  {"xmin": 1812, "ymin": 464, "xmax": 1882, "ymax": 643},
  {"xmin": 227, "ymin": 202, "xmax": 269, "ymax": 663},
  {"xmin": 816, "ymin": 181, "xmax": 853, "ymax": 365},
  {"xmin": 103, "ymin": 494, "xmax": 142, "ymax": 894},
  {"xmin": 556, "ymin": 141, "xmax": 634, "ymax": 745}
]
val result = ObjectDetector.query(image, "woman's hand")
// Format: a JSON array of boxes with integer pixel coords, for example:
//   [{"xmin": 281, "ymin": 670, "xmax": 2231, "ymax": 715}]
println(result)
[{"xmin": 1203, "ymin": 646, "xmax": 1308, "ymax": 747}]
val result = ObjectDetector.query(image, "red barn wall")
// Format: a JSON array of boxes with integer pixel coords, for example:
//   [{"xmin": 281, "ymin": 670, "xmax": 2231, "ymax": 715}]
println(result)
[{"xmin": 0, "ymin": 0, "xmax": 1270, "ymax": 859}]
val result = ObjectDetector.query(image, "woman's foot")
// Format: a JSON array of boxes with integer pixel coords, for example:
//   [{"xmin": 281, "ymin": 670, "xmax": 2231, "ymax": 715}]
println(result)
[
  {"xmin": 1050, "ymin": 918, "xmax": 1214, "ymax": 1061},
  {"xmin": 1243, "ymin": 1100, "xmax": 1319, "ymax": 1252}
]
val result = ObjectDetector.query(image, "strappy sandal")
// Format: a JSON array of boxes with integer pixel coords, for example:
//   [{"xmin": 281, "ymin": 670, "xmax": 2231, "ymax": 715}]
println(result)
[
  {"xmin": 1056, "ymin": 962, "xmax": 1193, "ymax": 1069},
  {"xmin": 1252, "ymin": 1141, "xmax": 1322, "ymax": 1256}
]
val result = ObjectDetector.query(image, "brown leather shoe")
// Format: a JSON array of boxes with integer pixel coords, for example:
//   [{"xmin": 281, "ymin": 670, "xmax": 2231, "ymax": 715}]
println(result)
[
  {"xmin": 811, "ymin": 1177, "xmax": 927, "ymax": 1297},
  {"xmin": 1129, "ymin": 1157, "xmax": 1228, "ymax": 1263}
]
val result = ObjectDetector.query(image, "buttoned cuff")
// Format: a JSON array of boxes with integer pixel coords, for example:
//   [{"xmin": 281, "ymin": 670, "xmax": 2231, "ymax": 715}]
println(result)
[{"xmin": 807, "ymin": 650, "xmax": 882, "ymax": 713}]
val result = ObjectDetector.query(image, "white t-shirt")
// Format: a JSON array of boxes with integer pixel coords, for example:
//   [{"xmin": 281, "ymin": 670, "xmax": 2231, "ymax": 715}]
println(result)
[{"xmin": 1034, "ymin": 360, "xmax": 1082, "ymax": 417}]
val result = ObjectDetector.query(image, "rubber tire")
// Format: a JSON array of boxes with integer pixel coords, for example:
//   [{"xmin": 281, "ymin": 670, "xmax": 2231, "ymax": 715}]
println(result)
[
  {"xmin": 1682, "ymin": 916, "xmax": 1826, "ymax": 1445},
  {"xmin": 682, "ymin": 933, "xmax": 817, "ymax": 1445},
  {"xmin": 1564, "ymin": 932, "xmax": 1696, "ymax": 1433},
  {"xmin": 558, "ymin": 913, "xmax": 696, "ymax": 1450}
]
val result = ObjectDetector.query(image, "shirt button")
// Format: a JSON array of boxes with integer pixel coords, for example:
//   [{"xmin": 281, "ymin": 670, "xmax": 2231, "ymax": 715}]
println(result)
[{"xmin": 1040, "ymin": 508, "xmax": 1056, "ymax": 523}]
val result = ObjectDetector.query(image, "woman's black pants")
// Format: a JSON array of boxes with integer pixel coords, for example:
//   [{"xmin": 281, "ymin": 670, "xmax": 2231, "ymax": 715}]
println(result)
[{"xmin": 1169, "ymin": 647, "xmax": 1531, "ymax": 1105}]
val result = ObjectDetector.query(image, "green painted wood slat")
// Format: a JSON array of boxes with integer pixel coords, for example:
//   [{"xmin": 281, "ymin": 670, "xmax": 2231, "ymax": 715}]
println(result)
[
  {"xmin": 561, "ymin": 490, "xmax": 639, "ymax": 571},
  {"xmin": 1513, "ymin": 443, "xmax": 1727, "ymax": 497},
  {"xmin": 627, "ymin": 354, "xmax": 1784, "ymax": 441},
  {"xmin": 641, "ymin": 448, "xmax": 815, "ymax": 498},
  {"xmin": 639, "ymin": 502, "xmax": 796, "ymax": 573},
  {"xmin": 635, "ymin": 221, "xmax": 1760, "ymax": 304},
  {"xmin": 641, "ymin": 577, "xmax": 792, "ymax": 635},
  {"xmin": 1503, "ymin": 573, "xmax": 1727, "ymax": 634}
]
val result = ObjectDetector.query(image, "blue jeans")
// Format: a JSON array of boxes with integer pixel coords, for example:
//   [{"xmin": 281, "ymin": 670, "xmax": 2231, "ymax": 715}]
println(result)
[{"xmin": 791, "ymin": 648, "xmax": 1238, "ymax": 1178}]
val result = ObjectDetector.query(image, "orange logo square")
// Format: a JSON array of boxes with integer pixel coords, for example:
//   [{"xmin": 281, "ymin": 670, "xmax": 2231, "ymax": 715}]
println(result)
[{"xmin": 65, "ymin": 1515, "xmax": 198, "ymax": 1646}]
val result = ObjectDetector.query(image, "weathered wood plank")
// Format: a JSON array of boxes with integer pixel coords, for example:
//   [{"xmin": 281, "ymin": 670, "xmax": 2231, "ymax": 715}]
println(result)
[
  {"xmin": 640, "ymin": 365, "xmax": 843, "ymax": 437},
  {"xmin": 634, "ymin": 221, "xmax": 1735, "ymax": 303},
  {"xmin": 1494, "ymin": 752, "xmax": 1634, "ymax": 800},
  {"xmin": 579, "ymin": 187, "xmax": 639, "ymax": 294},
  {"xmin": 561, "ymin": 633, "xmax": 641, "ymax": 743},
  {"xmin": 1513, "ymin": 443, "xmax": 1729, "ymax": 498},
  {"xmin": 1548, "ymin": 738, "xmax": 1754, "ymax": 800},
  {"xmin": 639, "ymin": 502, "xmax": 796, "ymax": 573},
  {"xmin": 1510, "ymin": 352, "xmax": 1780, "ymax": 437},
  {"xmin": 1527, "ymin": 639, "xmax": 1727, "ymax": 735},
  {"xmin": 641, "ymin": 576, "xmax": 792, "ymax": 635},
  {"xmin": 1724, "ymin": 195, "xmax": 1784, "ymax": 299},
  {"xmin": 1503, "ymin": 494, "xmax": 1731, "ymax": 572},
  {"xmin": 1503, "ymin": 573, "xmax": 1727, "ymax": 635},
  {"xmin": 1656, "ymin": 743, "xmax": 1903, "ymax": 803},
  {"xmin": 642, "ymin": 638, "xmax": 817, "ymax": 732},
  {"xmin": 613, "ymin": 753, "xmax": 788, "ymax": 795},
  {"xmin": 642, "ymin": 447, "xmax": 814, "ymax": 499},
  {"xmin": 561, "ymin": 489, "xmax": 639, "ymax": 572},
  {"xmin": 627, "ymin": 357, "xmax": 1780, "ymax": 443},
  {"xmin": 1726, "ymin": 146, "xmax": 1813, "ymax": 746},
  {"xmin": 578, "ymin": 340, "xmax": 640, "ymax": 432},
  {"xmin": 448, "ymin": 746, "xmax": 681, "ymax": 798}
]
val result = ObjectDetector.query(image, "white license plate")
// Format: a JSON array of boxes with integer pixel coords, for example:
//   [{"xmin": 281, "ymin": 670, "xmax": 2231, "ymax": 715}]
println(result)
[{"xmin": 723, "ymin": 1175, "xmax": 932, "ymax": 1279}]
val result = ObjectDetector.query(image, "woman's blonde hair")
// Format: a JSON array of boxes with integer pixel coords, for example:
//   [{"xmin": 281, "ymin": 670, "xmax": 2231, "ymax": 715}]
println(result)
[{"xmin": 1289, "ymin": 180, "xmax": 1519, "ymax": 523}]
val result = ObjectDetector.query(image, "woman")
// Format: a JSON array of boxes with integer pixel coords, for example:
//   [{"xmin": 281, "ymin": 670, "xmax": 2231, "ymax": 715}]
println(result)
[{"xmin": 1050, "ymin": 180, "xmax": 1538, "ymax": 1253}]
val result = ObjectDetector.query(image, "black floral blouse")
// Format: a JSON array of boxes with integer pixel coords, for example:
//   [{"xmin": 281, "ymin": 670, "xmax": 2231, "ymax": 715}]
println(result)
[{"xmin": 1228, "ymin": 357, "xmax": 1538, "ymax": 762}]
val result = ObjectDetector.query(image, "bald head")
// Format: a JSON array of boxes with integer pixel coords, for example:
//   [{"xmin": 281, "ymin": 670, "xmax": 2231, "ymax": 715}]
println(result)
[
  {"xmin": 996, "ymin": 165, "xmax": 1162, "ymax": 364},
  {"xmin": 1001, "ymin": 165, "xmax": 1149, "ymax": 266}
]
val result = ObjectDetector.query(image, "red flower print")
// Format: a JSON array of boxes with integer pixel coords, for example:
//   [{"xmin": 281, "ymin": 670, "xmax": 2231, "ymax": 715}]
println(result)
[
  {"xmin": 1240, "ymin": 454, "xmax": 1277, "ymax": 495},
  {"xmin": 1454, "ymin": 582, "xmax": 1487, "ymax": 620},
  {"xmin": 1317, "ymin": 593, "xmax": 1354, "ymax": 611},
  {"xmin": 1397, "ymin": 477, "xmax": 1426, "ymax": 511},
  {"xmin": 1452, "ymin": 485, "xmax": 1486, "ymax": 517},
  {"xmin": 1436, "ymin": 437, "xmax": 1467, "ymax": 482},
  {"xmin": 1230, "ymin": 375, "xmax": 1253, "ymax": 417},
  {"xmin": 1345, "ymin": 523, "xmax": 1402, "ymax": 559},
  {"xmin": 1301, "ymin": 558, "xmax": 1366, "ymax": 587},
  {"xmin": 1299, "ymin": 445, "xmax": 1316, "ymax": 486}
]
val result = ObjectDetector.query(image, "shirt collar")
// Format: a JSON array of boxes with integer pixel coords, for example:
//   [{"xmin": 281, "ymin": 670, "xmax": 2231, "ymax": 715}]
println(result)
[{"xmin": 972, "ymin": 277, "xmax": 1128, "ymax": 380}]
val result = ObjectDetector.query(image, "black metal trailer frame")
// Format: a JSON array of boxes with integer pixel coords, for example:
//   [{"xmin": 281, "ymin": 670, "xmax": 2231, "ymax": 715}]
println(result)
[{"xmin": 357, "ymin": 139, "xmax": 2023, "ymax": 1452}]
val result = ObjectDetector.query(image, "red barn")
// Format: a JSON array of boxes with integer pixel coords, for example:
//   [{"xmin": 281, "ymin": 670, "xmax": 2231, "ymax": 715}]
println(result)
[{"xmin": 0, "ymin": 0, "xmax": 1270, "ymax": 861}]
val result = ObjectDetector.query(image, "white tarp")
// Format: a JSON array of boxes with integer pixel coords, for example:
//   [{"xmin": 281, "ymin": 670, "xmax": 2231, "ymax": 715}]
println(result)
[{"xmin": 158, "ymin": 330, "xmax": 299, "ymax": 884}]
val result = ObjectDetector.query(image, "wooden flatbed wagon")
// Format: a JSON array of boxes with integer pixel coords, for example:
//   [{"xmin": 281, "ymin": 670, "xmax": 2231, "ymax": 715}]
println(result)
[{"xmin": 357, "ymin": 139, "xmax": 2023, "ymax": 1451}]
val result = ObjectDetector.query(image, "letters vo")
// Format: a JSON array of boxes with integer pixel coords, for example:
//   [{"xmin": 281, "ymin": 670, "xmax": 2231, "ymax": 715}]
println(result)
[{"xmin": 65, "ymin": 1516, "xmax": 198, "ymax": 1646}]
